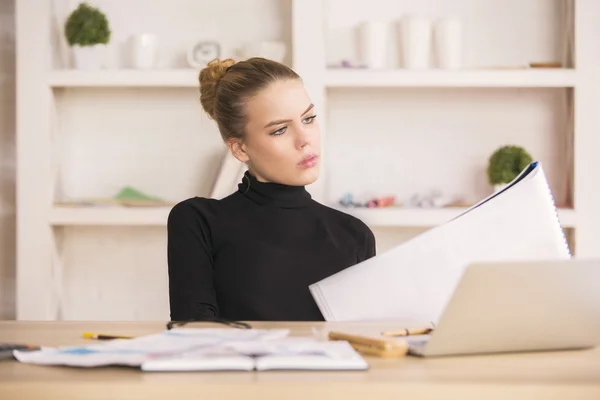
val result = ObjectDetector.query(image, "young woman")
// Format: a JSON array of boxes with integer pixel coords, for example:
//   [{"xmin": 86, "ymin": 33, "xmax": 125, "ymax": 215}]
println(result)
[{"xmin": 167, "ymin": 57, "xmax": 376, "ymax": 322}]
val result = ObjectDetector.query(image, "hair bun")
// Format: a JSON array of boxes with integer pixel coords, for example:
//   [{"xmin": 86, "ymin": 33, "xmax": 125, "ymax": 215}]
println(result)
[{"xmin": 199, "ymin": 58, "xmax": 237, "ymax": 120}]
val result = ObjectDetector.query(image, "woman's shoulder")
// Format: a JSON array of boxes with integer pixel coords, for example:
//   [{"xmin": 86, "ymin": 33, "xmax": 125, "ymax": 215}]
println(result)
[
  {"xmin": 167, "ymin": 195, "xmax": 232, "ymax": 226},
  {"xmin": 312, "ymin": 202, "xmax": 372, "ymax": 235},
  {"xmin": 312, "ymin": 202, "xmax": 377, "ymax": 259},
  {"xmin": 169, "ymin": 196, "xmax": 217, "ymax": 213}
]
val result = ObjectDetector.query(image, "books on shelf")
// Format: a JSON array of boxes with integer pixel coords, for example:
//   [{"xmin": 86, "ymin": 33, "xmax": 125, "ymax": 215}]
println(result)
[
  {"xmin": 210, "ymin": 149, "xmax": 247, "ymax": 199},
  {"xmin": 309, "ymin": 161, "xmax": 571, "ymax": 323}
]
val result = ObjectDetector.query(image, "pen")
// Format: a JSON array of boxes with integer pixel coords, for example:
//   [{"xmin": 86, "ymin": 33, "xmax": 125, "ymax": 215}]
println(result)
[
  {"xmin": 381, "ymin": 327, "xmax": 433, "ymax": 337},
  {"xmin": 82, "ymin": 332, "xmax": 134, "ymax": 340}
]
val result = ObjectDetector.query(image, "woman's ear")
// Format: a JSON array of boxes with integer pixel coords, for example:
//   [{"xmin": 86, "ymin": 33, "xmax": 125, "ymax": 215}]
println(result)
[{"xmin": 227, "ymin": 139, "xmax": 250, "ymax": 163}]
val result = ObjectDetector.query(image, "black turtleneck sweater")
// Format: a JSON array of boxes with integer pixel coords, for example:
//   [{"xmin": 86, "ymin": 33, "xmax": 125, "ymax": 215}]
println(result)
[{"xmin": 167, "ymin": 172, "xmax": 376, "ymax": 322}]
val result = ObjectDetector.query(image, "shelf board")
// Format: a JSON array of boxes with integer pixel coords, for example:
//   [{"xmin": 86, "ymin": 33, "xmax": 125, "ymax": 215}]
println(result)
[
  {"xmin": 337, "ymin": 207, "xmax": 577, "ymax": 228},
  {"xmin": 49, "ymin": 206, "xmax": 173, "ymax": 226},
  {"xmin": 47, "ymin": 69, "xmax": 200, "ymax": 88},
  {"xmin": 49, "ymin": 205, "xmax": 577, "ymax": 228},
  {"xmin": 325, "ymin": 68, "xmax": 577, "ymax": 88}
]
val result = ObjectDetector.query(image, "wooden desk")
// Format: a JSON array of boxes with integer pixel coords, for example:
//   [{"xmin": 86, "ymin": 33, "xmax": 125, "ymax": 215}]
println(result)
[{"xmin": 1, "ymin": 321, "xmax": 599, "ymax": 399}]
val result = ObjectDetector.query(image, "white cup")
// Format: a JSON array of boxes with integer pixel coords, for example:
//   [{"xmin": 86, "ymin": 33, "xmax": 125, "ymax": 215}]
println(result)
[
  {"xmin": 130, "ymin": 33, "xmax": 158, "ymax": 69},
  {"xmin": 434, "ymin": 18, "xmax": 462, "ymax": 69},
  {"xmin": 356, "ymin": 21, "xmax": 389, "ymax": 69},
  {"xmin": 399, "ymin": 16, "xmax": 432, "ymax": 69}
]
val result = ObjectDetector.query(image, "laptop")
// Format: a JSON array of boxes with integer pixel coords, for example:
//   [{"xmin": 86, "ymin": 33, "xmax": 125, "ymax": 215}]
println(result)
[{"xmin": 406, "ymin": 259, "xmax": 600, "ymax": 357}]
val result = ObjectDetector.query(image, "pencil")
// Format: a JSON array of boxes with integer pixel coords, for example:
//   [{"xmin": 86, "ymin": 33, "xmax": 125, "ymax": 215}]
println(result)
[
  {"xmin": 381, "ymin": 327, "xmax": 433, "ymax": 337},
  {"xmin": 82, "ymin": 332, "xmax": 134, "ymax": 340}
]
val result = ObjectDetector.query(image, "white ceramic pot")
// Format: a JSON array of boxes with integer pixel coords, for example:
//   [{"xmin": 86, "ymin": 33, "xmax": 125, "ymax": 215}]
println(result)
[
  {"xmin": 72, "ymin": 45, "xmax": 104, "ymax": 70},
  {"xmin": 357, "ymin": 21, "xmax": 389, "ymax": 69},
  {"xmin": 433, "ymin": 17, "xmax": 462, "ymax": 69},
  {"xmin": 399, "ymin": 16, "xmax": 432, "ymax": 69},
  {"xmin": 130, "ymin": 34, "xmax": 158, "ymax": 69}
]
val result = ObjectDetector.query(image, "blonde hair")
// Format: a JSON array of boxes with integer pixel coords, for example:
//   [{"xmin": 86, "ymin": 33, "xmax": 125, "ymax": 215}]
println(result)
[{"xmin": 198, "ymin": 57, "xmax": 301, "ymax": 142}]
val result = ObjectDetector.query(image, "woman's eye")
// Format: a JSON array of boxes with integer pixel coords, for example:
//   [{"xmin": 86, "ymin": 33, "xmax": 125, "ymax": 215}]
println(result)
[
  {"xmin": 270, "ymin": 127, "xmax": 287, "ymax": 136},
  {"xmin": 303, "ymin": 115, "xmax": 317, "ymax": 124}
]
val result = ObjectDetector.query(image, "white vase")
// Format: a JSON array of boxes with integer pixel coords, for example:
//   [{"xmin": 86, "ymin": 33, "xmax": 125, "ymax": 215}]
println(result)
[
  {"xmin": 130, "ymin": 34, "xmax": 158, "ymax": 69},
  {"xmin": 433, "ymin": 17, "xmax": 462, "ymax": 69},
  {"xmin": 356, "ymin": 21, "xmax": 389, "ymax": 69},
  {"xmin": 72, "ymin": 45, "xmax": 104, "ymax": 70},
  {"xmin": 399, "ymin": 16, "xmax": 432, "ymax": 69}
]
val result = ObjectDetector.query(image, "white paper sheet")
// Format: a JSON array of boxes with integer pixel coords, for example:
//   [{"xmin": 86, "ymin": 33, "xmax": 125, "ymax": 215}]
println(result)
[{"xmin": 309, "ymin": 162, "xmax": 571, "ymax": 323}]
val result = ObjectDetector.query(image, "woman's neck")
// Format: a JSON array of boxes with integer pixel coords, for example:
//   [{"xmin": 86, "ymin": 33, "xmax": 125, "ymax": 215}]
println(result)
[{"xmin": 238, "ymin": 171, "xmax": 312, "ymax": 208}]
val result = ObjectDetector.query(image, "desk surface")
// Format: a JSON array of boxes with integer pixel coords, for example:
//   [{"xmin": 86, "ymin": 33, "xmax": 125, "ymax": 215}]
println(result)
[{"xmin": 1, "ymin": 321, "xmax": 599, "ymax": 400}]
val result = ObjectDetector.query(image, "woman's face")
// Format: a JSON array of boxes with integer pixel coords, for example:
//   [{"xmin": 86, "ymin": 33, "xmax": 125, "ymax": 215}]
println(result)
[{"xmin": 229, "ymin": 79, "xmax": 321, "ymax": 187}]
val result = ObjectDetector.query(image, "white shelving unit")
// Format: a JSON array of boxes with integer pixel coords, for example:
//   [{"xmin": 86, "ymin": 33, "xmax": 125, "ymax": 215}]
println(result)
[
  {"xmin": 338, "ymin": 207, "xmax": 577, "ymax": 229},
  {"xmin": 48, "ymin": 68, "xmax": 580, "ymax": 89},
  {"xmin": 47, "ymin": 69, "xmax": 200, "ymax": 88},
  {"xmin": 49, "ymin": 206, "xmax": 172, "ymax": 226},
  {"xmin": 15, "ymin": 0, "xmax": 600, "ymax": 320},
  {"xmin": 325, "ymin": 69, "xmax": 579, "ymax": 88},
  {"xmin": 48, "ymin": 205, "xmax": 578, "ymax": 229}
]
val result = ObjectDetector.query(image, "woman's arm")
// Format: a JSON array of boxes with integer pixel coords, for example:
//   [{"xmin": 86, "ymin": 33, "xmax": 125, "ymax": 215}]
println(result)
[
  {"xmin": 167, "ymin": 201, "xmax": 219, "ymax": 321},
  {"xmin": 363, "ymin": 228, "xmax": 377, "ymax": 261}
]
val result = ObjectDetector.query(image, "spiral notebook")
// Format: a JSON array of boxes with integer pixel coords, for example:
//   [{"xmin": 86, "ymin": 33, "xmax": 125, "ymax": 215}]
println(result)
[{"xmin": 309, "ymin": 161, "xmax": 571, "ymax": 323}]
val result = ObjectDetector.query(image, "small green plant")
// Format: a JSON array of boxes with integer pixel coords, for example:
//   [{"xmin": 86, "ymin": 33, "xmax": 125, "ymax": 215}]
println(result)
[
  {"xmin": 487, "ymin": 145, "xmax": 534, "ymax": 185},
  {"xmin": 64, "ymin": 2, "xmax": 111, "ymax": 47}
]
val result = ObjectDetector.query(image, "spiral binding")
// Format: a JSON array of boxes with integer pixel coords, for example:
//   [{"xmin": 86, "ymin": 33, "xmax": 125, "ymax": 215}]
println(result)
[{"xmin": 538, "ymin": 163, "xmax": 571, "ymax": 257}]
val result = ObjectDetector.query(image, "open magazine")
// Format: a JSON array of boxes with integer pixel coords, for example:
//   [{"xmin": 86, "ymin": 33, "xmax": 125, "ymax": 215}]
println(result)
[{"xmin": 309, "ymin": 161, "xmax": 571, "ymax": 323}]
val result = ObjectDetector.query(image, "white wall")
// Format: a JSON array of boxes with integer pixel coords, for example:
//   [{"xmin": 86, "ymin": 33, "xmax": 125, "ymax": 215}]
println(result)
[
  {"xmin": 326, "ymin": 87, "xmax": 569, "ymax": 207},
  {"xmin": 55, "ymin": 88, "xmax": 224, "ymax": 202},
  {"xmin": 0, "ymin": 0, "xmax": 15, "ymax": 319},
  {"xmin": 12, "ymin": 0, "xmax": 580, "ymax": 320}
]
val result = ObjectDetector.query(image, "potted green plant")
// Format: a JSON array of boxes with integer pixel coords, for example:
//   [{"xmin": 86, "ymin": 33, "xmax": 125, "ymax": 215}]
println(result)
[
  {"xmin": 64, "ymin": 2, "xmax": 111, "ymax": 69},
  {"xmin": 487, "ymin": 145, "xmax": 534, "ymax": 192}
]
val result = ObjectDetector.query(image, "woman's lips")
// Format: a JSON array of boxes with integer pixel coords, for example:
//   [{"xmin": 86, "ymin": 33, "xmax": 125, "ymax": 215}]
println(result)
[{"xmin": 298, "ymin": 154, "xmax": 318, "ymax": 168}]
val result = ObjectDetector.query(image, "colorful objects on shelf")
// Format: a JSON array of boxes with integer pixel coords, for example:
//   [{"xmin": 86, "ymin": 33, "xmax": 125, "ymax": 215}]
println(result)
[
  {"xmin": 367, "ymin": 196, "xmax": 396, "ymax": 208},
  {"xmin": 405, "ymin": 191, "xmax": 464, "ymax": 209},
  {"xmin": 338, "ymin": 191, "xmax": 468, "ymax": 210},
  {"xmin": 56, "ymin": 186, "xmax": 171, "ymax": 208},
  {"xmin": 327, "ymin": 60, "xmax": 367, "ymax": 69},
  {"xmin": 112, "ymin": 186, "xmax": 169, "ymax": 207},
  {"xmin": 338, "ymin": 193, "xmax": 397, "ymax": 208}
]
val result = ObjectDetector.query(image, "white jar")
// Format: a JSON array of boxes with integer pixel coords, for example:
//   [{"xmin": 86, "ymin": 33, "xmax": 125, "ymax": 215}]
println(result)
[
  {"xmin": 130, "ymin": 34, "xmax": 158, "ymax": 69},
  {"xmin": 434, "ymin": 17, "xmax": 462, "ymax": 69},
  {"xmin": 356, "ymin": 21, "xmax": 389, "ymax": 69},
  {"xmin": 398, "ymin": 16, "xmax": 432, "ymax": 69}
]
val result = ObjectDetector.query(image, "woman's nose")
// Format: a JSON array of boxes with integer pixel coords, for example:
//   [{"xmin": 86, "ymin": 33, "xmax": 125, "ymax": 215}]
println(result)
[{"xmin": 295, "ymin": 126, "xmax": 312, "ymax": 150}]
